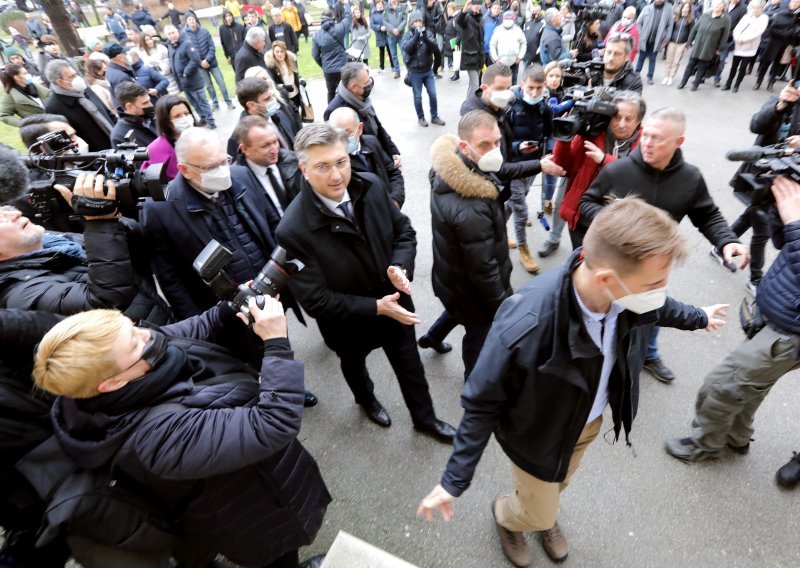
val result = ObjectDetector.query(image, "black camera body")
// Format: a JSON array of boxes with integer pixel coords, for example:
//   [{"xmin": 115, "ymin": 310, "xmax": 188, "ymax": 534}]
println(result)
[
  {"xmin": 552, "ymin": 86, "xmax": 618, "ymax": 141},
  {"xmin": 193, "ymin": 240, "xmax": 305, "ymax": 320},
  {"xmin": 23, "ymin": 129, "xmax": 166, "ymax": 221},
  {"xmin": 559, "ymin": 59, "xmax": 605, "ymax": 90}
]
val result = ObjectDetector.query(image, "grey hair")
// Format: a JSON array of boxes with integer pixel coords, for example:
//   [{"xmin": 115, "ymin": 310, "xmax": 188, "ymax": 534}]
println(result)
[
  {"xmin": 612, "ymin": 90, "xmax": 646, "ymax": 121},
  {"xmin": 242, "ymin": 66, "xmax": 289, "ymax": 107},
  {"xmin": 45, "ymin": 59, "xmax": 73, "ymax": 85},
  {"xmin": 647, "ymin": 107, "xmax": 686, "ymax": 134},
  {"xmin": 543, "ymin": 8, "xmax": 559, "ymax": 25},
  {"xmin": 748, "ymin": 0, "xmax": 764, "ymax": 10},
  {"xmin": 328, "ymin": 106, "xmax": 360, "ymax": 128},
  {"xmin": 340, "ymin": 61, "xmax": 368, "ymax": 89},
  {"xmin": 163, "ymin": 24, "xmax": 177, "ymax": 34},
  {"xmin": 175, "ymin": 127, "xmax": 222, "ymax": 164},
  {"xmin": 245, "ymin": 26, "xmax": 266, "ymax": 47},
  {"xmin": 606, "ymin": 33, "xmax": 633, "ymax": 56},
  {"xmin": 294, "ymin": 123, "xmax": 349, "ymax": 165}
]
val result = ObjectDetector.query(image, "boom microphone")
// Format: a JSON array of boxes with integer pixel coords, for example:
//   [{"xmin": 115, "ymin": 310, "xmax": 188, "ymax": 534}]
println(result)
[
  {"xmin": 725, "ymin": 146, "xmax": 794, "ymax": 162},
  {"xmin": 0, "ymin": 145, "xmax": 30, "ymax": 205}
]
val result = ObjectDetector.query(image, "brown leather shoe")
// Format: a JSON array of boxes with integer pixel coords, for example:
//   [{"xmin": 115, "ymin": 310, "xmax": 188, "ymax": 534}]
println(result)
[
  {"xmin": 491, "ymin": 499, "xmax": 532, "ymax": 567},
  {"xmin": 540, "ymin": 521, "xmax": 568, "ymax": 562}
]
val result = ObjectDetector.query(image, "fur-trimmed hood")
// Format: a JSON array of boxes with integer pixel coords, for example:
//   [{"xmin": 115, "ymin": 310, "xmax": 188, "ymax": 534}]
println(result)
[
  {"xmin": 430, "ymin": 134, "xmax": 500, "ymax": 200},
  {"xmin": 264, "ymin": 48, "xmax": 297, "ymax": 72}
]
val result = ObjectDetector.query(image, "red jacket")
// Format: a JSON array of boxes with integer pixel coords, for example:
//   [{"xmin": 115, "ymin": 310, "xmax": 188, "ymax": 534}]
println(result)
[
  {"xmin": 604, "ymin": 21, "xmax": 639, "ymax": 62},
  {"xmin": 553, "ymin": 129, "xmax": 640, "ymax": 230}
]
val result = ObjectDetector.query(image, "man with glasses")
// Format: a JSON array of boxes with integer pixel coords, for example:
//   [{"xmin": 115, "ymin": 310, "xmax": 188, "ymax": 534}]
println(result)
[{"xmin": 275, "ymin": 123, "xmax": 455, "ymax": 441}]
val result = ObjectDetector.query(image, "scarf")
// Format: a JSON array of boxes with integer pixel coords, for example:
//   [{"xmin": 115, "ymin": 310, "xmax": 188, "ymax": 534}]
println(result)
[
  {"xmin": 605, "ymin": 129, "xmax": 640, "ymax": 158},
  {"xmin": 50, "ymin": 82, "xmax": 114, "ymax": 135},
  {"xmin": 335, "ymin": 81, "xmax": 378, "ymax": 133},
  {"xmin": 19, "ymin": 232, "xmax": 86, "ymax": 261},
  {"xmin": 13, "ymin": 82, "xmax": 40, "ymax": 99}
]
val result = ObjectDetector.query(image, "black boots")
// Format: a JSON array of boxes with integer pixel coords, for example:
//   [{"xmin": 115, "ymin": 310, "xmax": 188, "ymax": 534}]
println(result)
[
  {"xmin": 776, "ymin": 452, "xmax": 800, "ymax": 488},
  {"xmin": 450, "ymin": 70, "xmax": 460, "ymax": 81}
]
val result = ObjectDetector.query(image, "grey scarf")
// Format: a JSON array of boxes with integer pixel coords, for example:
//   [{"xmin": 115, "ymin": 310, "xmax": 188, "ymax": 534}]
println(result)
[
  {"xmin": 335, "ymin": 82, "xmax": 378, "ymax": 134},
  {"xmin": 50, "ymin": 83, "xmax": 113, "ymax": 135}
]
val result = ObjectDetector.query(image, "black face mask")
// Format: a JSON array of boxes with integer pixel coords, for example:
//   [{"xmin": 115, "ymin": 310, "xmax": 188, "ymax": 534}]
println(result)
[
  {"xmin": 141, "ymin": 330, "xmax": 169, "ymax": 368},
  {"xmin": 142, "ymin": 106, "xmax": 156, "ymax": 120},
  {"xmin": 362, "ymin": 81, "xmax": 374, "ymax": 99}
]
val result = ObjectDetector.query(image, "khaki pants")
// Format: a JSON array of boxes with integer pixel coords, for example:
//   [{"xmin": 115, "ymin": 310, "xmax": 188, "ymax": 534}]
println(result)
[
  {"xmin": 495, "ymin": 417, "xmax": 602, "ymax": 532},
  {"xmin": 665, "ymin": 42, "xmax": 688, "ymax": 79}
]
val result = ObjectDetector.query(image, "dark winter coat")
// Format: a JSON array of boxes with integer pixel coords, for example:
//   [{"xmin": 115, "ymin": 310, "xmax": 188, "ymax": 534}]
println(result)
[
  {"xmin": 687, "ymin": 12, "xmax": 730, "ymax": 61},
  {"xmin": 402, "ymin": 27, "xmax": 439, "ymax": 72},
  {"xmin": 750, "ymin": 95, "xmax": 800, "ymax": 146},
  {"xmin": 351, "ymin": 134, "xmax": 405, "ymax": 207},
  {"xmin": 443, "ymin": 17, "xmax": 459, "ymax": 58},
  {"xmin": 269, "ymin": 22, "xmax": 299, "ymax": 54},
  {"xmin": 44, "ymin": 90, "xmax": 116, "ymax": 151},
  {"xmin": 581, "ymin": 148, "xmax": 739, "ymax": 250},
  {"xmin": 429, "ymin": 135, "xmax": 512, "ymax": 327},
  {"xmin": 168, "ymin": 35, "xmax": 206, "ymax": 92},
  {"xmin": 324, "ymin": 94, "xmax": 400, "ymax": 156},
  {"xmin": 184, "ymin": 23, "xmax": 218, "ymax": 66},
  {"xmin": 276, "ymin": 172, "xmax": 415, "ymax": 353},
  {"xmin": 219, "ymin": 12, "xmax": 245, "ymax": 61},
  {"xmin": 539, "ymin": 23, "xmax": 569, "ymax": 64},
  {"xmin": 140, "ymin": 169, "xmax": 278, "ymax": 319},
  {"xmin": 234, "ymin": 42, "xmax": 267, "ymax": 82},
  {"xmin": 422, "ymin": 0, "xmax": 446, "ymax": 34},
  {"xmin": 757, "ymin": 221, "xmax": 800, "ymax": 335},
  {"xmin": 0, "ymin": 221, "xmax": 169, "ymax": 324},
  {"xmin": 370, "ymin": 8, "xmax": 389, "ymax": 47},
  {"xmin": 48, "ymin": 306, "xmax": 329, "ymax": 566},
  {"xmin": 605, "ymin": 61, "xmax": 644, "ymax": 93},
  {"xmin": 761, "ymin": 5, "xmax": 800, "ymax": 55},
  {"xmin": 110, "ymin": 112, "xmax": 158, "ymax": 148},
  {"xmin": 508, "ymin": 87, "xmax": 551, "ymax": 162},
  {"xmin": 131, "ymin": 9, "xmax": 157, "ymax": 29},
  {"xmin": 105, "ymin": 62, "xmax": 138, "ymax": 106},
  {"xmin": 440, "ymin": 249, "xmax": 709, "ymax": 495},
  {"xmin": 522, "ymin": 17, "xmax": 544, "ymax": 63},
  {"xmin": 227, "ymin": 108, "xmax": 301, "ymax": 157},
  {"xmin": 311, "ymin": 15, "xmax": 353, "ymax": 74},
  {"xmin": 454, "ymin": 8, "xmax": 484, "ymax": 71},
  {"xmin": 131, "ymin": 60, "xmax": 169, "ymax": 99}
]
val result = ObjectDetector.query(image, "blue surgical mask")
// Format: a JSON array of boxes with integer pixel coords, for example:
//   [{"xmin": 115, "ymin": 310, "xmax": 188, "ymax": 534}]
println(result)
[
  {"xmin": 24, "ymin": 75, "xmax": 32, "ymax": 85},
  {"xmin": 264, "ymin": 100, "xmax": 280, "ymax": 117},
  {"xmin": 523, "ymin": 94, "xmax": 543, "ymax": 105},
  {"xmin": 347, "ymin": 135, "xmax": 358, "ymax": 154}
]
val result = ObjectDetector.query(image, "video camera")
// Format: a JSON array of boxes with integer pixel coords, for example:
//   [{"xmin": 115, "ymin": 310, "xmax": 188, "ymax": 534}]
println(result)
[
  {"xmin": 193, "ymin": 240, "xmax": 305, "ymax": 321},
  {"xmin": 23, "ymin": 129, "xmax": 166, "ymax": 221},
  {"xmin": 558, "ymin": 59, "xmax": 605, "ymax": 90},
  {"xmin": 552, "ymin": 86, "xmax": 617, "ymax": 141}
]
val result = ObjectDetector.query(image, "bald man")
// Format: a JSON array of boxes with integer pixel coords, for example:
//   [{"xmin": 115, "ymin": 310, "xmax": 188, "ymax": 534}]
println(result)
[{"xmin": 328, "ymin": 106, "xmax": 406, "ymax": 208}]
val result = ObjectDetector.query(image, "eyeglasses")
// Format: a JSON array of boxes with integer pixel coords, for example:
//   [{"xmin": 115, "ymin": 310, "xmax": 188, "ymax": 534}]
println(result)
[
  {"xmin": 184, "ymin": 155, "xmax": 234, "ymax": 172},
  {"xmin": 608, "ymin": 32, "xmax": 633, "ymax": 42},
  {"xmin": 311, "ymin": 158, "xmax": 351, "ymax": 174}
]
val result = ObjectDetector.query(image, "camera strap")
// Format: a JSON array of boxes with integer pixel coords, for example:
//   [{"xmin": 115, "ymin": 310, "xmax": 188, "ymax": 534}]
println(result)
[{"xmin": 71, "ymin": 195, "xmax": 118, "ymax": 217}]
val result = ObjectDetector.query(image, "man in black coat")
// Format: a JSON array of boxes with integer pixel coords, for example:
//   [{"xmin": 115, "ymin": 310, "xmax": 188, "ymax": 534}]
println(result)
[
  {"xmin": 235, "ymin": 26, "xmax": 268, "ymax": 82},
  {"xmin": 580, "ymin": 107, "xmax": 748, "ymax": 384},
  {"xmin": 418, "ymin": 198, "xmax": 727, "ymax": 566},
  {"xmin": 43, "ymin": 60, "xmax": 116, "ymax": 151},
  {"xmin": 110, "ymin": 82, "xmax": 157, "ymax": 149},
  {"xmin": 602, "ymin": 35, "xmax": 644, "ymax": 93},
  {"xmin": 268, "ymin": 8, "xmax": 300, "ymax": 53},
  {"xmin": 230, "ymin": 77, "xmax": 301, "ymax": 156},
  {"xmin": 0, "ymin": 173, "xmax": 170, "ymax": 325},
  {"xmin": 220, "ymin": 9, "xmax": 245, "ymax": 67},
  {"xmin": 324, "ymin": 62, "xmax": 403, "ymax": 168},
  {"xmin": 522, "ymin": 4, "xmax": 544, "ymax": 67},
  {"xmin": 275, "ymin": 123, "xmax": 455, "ymax": 441},
  {"xmin": 454, "ymin": 1, "xmax": 485, "ymax": 96},
  {"xmin": 420, "ymin": 111, "xmax": 513, "ymax": 381},
  {"xmin": 328, "ymin": 106, "xmax": 405, "ymax": 208}
]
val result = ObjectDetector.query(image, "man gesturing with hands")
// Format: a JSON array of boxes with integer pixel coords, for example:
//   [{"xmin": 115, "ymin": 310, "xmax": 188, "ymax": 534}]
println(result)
[{"xmin": 276, "ymin": 123, "xmax": 455, "ymax": 442}]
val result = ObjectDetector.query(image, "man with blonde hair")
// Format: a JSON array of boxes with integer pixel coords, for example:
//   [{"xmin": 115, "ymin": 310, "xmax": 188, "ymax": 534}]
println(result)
[{"xmin": 417, "ymin": 196, "xmax": 729, "ymax": 567}]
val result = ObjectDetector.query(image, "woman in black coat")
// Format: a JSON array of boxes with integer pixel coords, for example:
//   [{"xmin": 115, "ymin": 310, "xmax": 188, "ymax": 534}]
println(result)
[{"xmin": 454, "ymin": 1, "xmax": 485, "ymax": 96}]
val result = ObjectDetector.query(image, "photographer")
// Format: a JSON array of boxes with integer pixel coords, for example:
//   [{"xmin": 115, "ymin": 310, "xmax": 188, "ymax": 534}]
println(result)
[
  {"xmin": 550, "ymin": 90, "xmax": 645, "ymax": 250},
  {"xmin": 601, "ymin": 33, "xmax": 644, "ymax": 92},
  {"xmin": 29, "ymin": 297, "xmax": 330, "ymax": 568},
  {"xmin": 665, "ymin": 176, "xmax": 800, "ymax": 490},
  {"xmin": 0, "ymin": 165, "xmax": 170, "ymax": 325}
]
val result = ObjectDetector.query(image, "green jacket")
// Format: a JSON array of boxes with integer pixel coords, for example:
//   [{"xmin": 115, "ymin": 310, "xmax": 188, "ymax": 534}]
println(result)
[
  {"xmin": 0, "ymin": 83, "xmax": 50, "ymax": 127},
  {"xmin": 688, "ymin": 12, "xmax": 730, "ymax": 62}
]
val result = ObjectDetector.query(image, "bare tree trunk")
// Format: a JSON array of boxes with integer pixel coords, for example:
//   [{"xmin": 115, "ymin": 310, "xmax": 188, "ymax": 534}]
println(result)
[{"xmin": 41, "ymin": 0, "xmax": 84, "ymax": 56}]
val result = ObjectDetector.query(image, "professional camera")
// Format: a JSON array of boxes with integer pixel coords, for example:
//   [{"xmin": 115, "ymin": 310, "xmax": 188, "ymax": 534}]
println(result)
[
  {"xmin": 193, "ymin": 240, "xmax": 305, "ymax": 320},
  {"xmin": 558, "ymin": 59, "xmax": 605, "ymax": 90},
  {"xmin": 23, "ymin": 129, "xmax": 166, "ymax": 221},
  {"xmin": 573, "ymin": 3, "xmax": 611, "ymax": 48},
  {"xmin": 552, "ymin": 86, "xmax": 617, "ymax": 141}
]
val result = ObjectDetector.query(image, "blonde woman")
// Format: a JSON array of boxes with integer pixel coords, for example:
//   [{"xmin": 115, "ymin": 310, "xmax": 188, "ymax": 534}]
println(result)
[{"xmin": 264, "ymin": 40, "xmax": 302, "ymax": 109}]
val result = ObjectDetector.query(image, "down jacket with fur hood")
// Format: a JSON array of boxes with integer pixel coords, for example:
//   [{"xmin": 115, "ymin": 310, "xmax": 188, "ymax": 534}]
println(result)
[{"xmin": 429, "ymin": 135, "xmax": 513, "ymax": 327}]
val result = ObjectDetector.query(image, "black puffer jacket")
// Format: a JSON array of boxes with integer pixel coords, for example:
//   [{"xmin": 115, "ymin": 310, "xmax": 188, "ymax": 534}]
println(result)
[
  {"xmin": 440, "ymin": 249, "xmax": 709, "ymax": 495},
  {"xmin": 219, "ymin": 10, "xmax": 245, "ymax": 61},
  {"xmin": 429, "ymin": 135, "xmax": 512, "ymax": 327},
  {"xmin": 0, "ymin": 221, "xmax": 170, "ymax": 324},
  {"xmin": 580, "ymin": 148, "xmax": 739, "ymax": 251},
  {"xmin": 402, "ymin": 26, "xmax": 439, "ymax": 72},
  {"xmin": 454, "ymin": 8, "xmax": 484, "ymax": 71}
]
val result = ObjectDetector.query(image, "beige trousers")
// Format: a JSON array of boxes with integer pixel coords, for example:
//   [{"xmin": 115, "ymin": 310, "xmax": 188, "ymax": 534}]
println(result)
[{"xmin": 665, "ymin": 42, "xmax": 688, "ymax": 79}]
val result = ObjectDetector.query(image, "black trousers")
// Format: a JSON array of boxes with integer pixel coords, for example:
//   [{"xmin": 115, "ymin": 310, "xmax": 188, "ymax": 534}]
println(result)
[
  {"xmin": 731, "ymin": 205, "xmax": 770, "ymax": 283},
  {"xmin": 378, "ymin": 45, "xmax": 395, "ymax": 70},
  {"xmin": 680, "ymin": 57, "xmax": 711, "ymax": 88},
  {"xmin": 425, "ymin": 309, "xmax": 491, "ymax": 381},
  {"xmin": 726, "ymin": 55, "xmax": 754, "ymax": 88},
  {"xmin": 569, "ymin": 219, "xmax": 589, "ymax": 250},
  {"xmin": 756, "ymin": 41, "xmax": 787, "ymax": 85},
  {"xmin": 336, "ymin": 322, "xmax": 437, "ymax": 428},
  {"xmin": 324, "ymin": 71, "xmax": 341, "ymax": 103}
]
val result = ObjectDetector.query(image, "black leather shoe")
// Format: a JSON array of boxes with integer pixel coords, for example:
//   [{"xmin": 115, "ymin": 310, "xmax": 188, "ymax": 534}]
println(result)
[
  {"xmin": 418, "ymin": 335, "xmax": 453, "ymax": 354},
  {"xmin": 361, "ymin": 399, "xmax": 391, "ymax": 427},
  {"xmin": 644, "ymin": 357, "xmax": 676, "ymax": 383},
  {"xmin": 299, "ymin": 554, "xmax": 325, "ymax": 568},
  {"xmin": 304, "ymin": 390, "xmax": 318, "ymax": 407},
  {"xmin": 776, "ymin": 452, "xmax": 800, "ymax": 488},
  {"xmin": 415, "ymin": 419, "xmax": 456, "ymax": 443}
]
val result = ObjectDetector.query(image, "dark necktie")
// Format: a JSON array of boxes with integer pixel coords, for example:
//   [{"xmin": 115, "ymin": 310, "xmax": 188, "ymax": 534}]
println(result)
[
  {"xmin": 337, "ymin": 201, "xmax": 353, "ymax": 219},
  {"xmin": 266, "ymin": 166, "xmax": 289, "ymax": 211},
  {"xmin": 353, "ymin": 151, "xmax": 369, "ymax": 169}
]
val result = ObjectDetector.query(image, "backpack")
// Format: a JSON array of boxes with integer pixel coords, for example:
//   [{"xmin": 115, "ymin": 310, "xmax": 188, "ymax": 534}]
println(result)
[{"xmin": 15, "ymin": 403, "xmax": 191, "ymax": 552}]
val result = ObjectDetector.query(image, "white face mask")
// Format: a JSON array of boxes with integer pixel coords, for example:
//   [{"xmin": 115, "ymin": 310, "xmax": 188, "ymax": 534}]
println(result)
[
  {"xmin": 172, "ymin": 115, "xmax": 194, "ymax": 133},
  {"xmin": 70, "ymin": 76, "xmax": 87, "ymax": 93},
  {"xmin": 474, "ymin": 146, "xmax": 504, "ymax": 173},
  {"xmin": 489, "ymin": 89, "xmax": 515, "ymax": 108},
  {"xmin": 199, "ymin": 164, "xmax": 231, "ymax": 193},
  {"xmin": 502, "ymin": 19, "xmax": 514, "ymax": 28},
  {"xmin": 605, "ymin": 271, "xmax": 667, "ymax": 314}
]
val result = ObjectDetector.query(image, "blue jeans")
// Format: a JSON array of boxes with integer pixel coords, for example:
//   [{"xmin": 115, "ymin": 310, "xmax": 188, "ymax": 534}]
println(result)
[
  {"xmin": 647, "ymin": 326, "xmax": 660, "ymax": 361},
  {"xmin": 635, "ymin": 44, "xmax": 659, "ymax": 80},
  {"xmin": 387, "ymin": 34, "xmax": 402, "ymax": 73},
  {"xmin": 543, "ymin": 177, "xmax": 567, "ymax": 245},
  {"xmin": 202, "ymin": 65, "xmax": 231, "ymax": 106},
  {"xmin": 408, "ymin": 69, "xmax": 438, "ymax": 120},
  {"xmin": 185, "ymin": 86, "xmax": 215, "ymax": 126}
]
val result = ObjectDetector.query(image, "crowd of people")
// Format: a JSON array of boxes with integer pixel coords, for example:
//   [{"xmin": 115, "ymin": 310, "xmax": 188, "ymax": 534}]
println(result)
[{"xmin": 0, "ymin": 1, "xmax": 799, "ymax": 567}]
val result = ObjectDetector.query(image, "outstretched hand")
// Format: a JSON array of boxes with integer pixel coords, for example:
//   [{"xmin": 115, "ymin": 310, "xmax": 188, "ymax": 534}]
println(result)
[
  {"xmin": 701, "ymin": 303, "xmax": 729, "ymax": 332},
  {"xmin": 388, "ymin": 265, "xmax": 412, "ymax": 295},
  {"xmin": 417, "ymin": 484, "xmax": 456, "ymax": 522}
]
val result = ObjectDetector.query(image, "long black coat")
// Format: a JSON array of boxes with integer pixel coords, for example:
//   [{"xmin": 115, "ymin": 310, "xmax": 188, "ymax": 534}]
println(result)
[
  {"xmin": 429, "ymin": 135, "xmax": 512, "ymax": 327},
  {"xmin": 141, "ymin": 169, "xmax": 277, "ymax": 319},
  {"xmin": 454, "ymin": 8, "xmax": 484, "ymax": 71},
  {"xmin": 352, "ymin": 134, "xmax": 405, "ymax": 208},
  {"xmin": 324, "ymin": 95, "xmax": 400, "ymax": 157},
  {"xmin": 43, "ymin": 90, "xmax": 115, "ymax": 151},
  {"xmin": 276, "ymin": 172, "xmax": 416, "ymax": 353},
  {"xmin": 234, "ymin": 42, "xmax": 267, "ymax": 82},
  {"xmin": 219, "ymin": 17, "xmax": 245, "ymax": 62}
]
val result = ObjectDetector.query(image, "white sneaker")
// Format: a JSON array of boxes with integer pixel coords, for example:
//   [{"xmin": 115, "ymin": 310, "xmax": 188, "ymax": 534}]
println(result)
[
  {"xmin": 666, "ymin": 77, "xmax": 673, "ymax": 86},
  {"xmin": 661, "ymin": 77, "xmax": 669, "ymax": 85}
]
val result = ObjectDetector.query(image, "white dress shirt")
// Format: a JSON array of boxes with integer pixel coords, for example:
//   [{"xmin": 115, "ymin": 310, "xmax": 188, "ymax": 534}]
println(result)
[{"xmin": 246, "ymin": 158, "xmax": 286, "ymax": 216}]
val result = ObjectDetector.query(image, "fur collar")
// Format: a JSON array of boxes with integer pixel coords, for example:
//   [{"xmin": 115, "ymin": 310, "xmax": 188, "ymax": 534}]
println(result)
[{"xmin": 430, "ymin": 134, "xmax": 499, "ymax": 200}]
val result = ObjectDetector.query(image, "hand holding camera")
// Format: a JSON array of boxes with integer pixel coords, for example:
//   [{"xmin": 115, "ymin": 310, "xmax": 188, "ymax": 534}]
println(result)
[
  {"xmin": 54, "ymin": 173, "xmax": 119, "ymax": 220},
  {"xmin": 237, "ymin": 296, "xmax": 288, "ymax": 340}
]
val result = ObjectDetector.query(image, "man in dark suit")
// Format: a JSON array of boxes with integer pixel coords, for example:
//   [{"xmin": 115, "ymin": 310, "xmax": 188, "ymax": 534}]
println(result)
[
  {"xmin": 228, "ymin": 77, "xmax": 301, "ymax": 157},
  {"xmin": 275, "ymin": 123, "xmax": 454, "ymax": 441},
  {"xmin": 141, "ymin": 126, "xmax": 318, "ymax": 406},
  {"xmin": 328, "ymin": 106, "xmax": 405, "ymax": 208}
]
